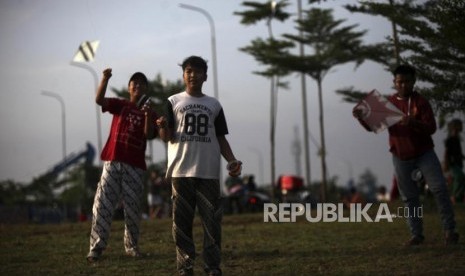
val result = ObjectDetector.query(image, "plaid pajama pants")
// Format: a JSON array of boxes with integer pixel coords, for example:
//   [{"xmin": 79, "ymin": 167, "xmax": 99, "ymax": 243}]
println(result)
[
  {"xmin": 87, "ymin": 161, "xmax": 144, "ymax": 258},
  {"xmin": 171, "ymin": 178, "xmax": 223, "ymax": 273}
]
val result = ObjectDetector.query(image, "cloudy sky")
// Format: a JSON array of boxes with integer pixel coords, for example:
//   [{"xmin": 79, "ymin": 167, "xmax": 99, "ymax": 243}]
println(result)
[{"xmin": 0, "ymin": 0, "xmax": 454, "ymax": 192}]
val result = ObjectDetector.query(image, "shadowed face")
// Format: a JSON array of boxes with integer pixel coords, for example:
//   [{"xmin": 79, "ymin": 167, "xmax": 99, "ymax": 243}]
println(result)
[
  {"xmin": 129, "ymin": 77, "xmax": 147, "ymax": 102},
  {"xmin": 394, "ymin": 74, "xmax": 415, "ymax": 98}
]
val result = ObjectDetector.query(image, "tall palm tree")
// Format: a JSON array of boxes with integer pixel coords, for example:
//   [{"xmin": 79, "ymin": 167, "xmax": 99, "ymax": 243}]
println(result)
[
  {"xmin": 277, "ymin": 8, "xmax": 368, "ymax": 201},
  {"xmin": 235, "ymin": 1, "xmax": 291, "ymax": 197}
]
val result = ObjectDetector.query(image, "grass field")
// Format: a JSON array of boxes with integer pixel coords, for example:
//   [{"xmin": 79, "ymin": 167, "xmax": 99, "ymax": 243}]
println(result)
[{"xmin": 1, "ymin": 201, "xmax": 465, "ymax": 275}]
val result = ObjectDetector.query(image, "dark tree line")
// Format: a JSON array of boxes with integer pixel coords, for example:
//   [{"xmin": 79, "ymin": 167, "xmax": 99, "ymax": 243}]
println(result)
[{"xmin": 340, "ymin": 0, "xmax": 465, "ymax": 125}]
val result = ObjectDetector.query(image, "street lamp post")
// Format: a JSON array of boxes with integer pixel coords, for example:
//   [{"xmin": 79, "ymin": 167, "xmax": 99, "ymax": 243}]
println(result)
[
  {"xmin": 179, "ymin": 3, "xmax": 219, "ymax": 99},
  {"xmin": 41, "ymin": 90, "xmax": 67, "ymax": 161},
  {"xmin": 70, "ymin": 61, "xmax": 102, "ymax": 162}
]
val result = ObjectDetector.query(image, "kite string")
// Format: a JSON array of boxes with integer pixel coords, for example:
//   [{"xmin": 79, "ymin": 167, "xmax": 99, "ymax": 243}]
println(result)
[
  {"xmin": 407, "ymin": 97, "xmax": 411, "ymax": 116},
  {"xmin": 85, "ymin": 0, "xmax": 107, "ymax": 68}
]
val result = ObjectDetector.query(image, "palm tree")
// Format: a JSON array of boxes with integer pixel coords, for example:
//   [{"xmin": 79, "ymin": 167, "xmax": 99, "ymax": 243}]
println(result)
[
  {"xmin": 276, "ymin": 8, "xmax": 369, "ymax": 201},
  {"xmin": 343, "ymin": 0, "xmax": 465, "ymax": 125},
  {"xmin": 235, "ymin": 1, "xmax": 291, "ymax": 197}
]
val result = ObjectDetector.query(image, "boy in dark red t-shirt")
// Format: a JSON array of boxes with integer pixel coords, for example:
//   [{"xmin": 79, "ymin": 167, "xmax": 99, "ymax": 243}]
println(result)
[{"xmin": 87, "ymin": 68, "xmax": 157, "ymax": 262}]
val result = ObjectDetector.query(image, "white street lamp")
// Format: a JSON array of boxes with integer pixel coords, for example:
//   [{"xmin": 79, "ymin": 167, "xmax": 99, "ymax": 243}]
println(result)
[
  {"xmin": 41, "ymin": 90, "xmax": 67, "ymax": 161},
  {"xmin": 70, "ymin": 61, "xmax": 102, "ymax": 162},
  {"xmin": 179, "ymin": 3, "xmax": 219, "ymax": 100}
]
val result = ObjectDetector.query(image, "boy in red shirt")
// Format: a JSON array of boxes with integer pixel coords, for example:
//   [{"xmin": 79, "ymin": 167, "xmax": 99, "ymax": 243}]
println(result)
[
  {"xmin": 353, "ymin": 65, "xmax": 458, "ymax": 246},
  {"xmin": 87, "ymin": 68, "xmax": 157, "ymax": 262}
]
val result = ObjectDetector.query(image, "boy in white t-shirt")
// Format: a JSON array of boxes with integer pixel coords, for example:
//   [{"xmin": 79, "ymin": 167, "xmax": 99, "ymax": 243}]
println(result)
[{"xmin": 157, "ymin": 56, "xmax": 241, "ymax": 276}]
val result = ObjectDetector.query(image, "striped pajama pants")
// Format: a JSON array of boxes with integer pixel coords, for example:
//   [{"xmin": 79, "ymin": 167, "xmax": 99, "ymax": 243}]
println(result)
[
  {"xmin": 87, "ymin": 161, "xmax": 144, "ymax": 257},
  {"xmin": 171, "ymin": 178, "xmax": 223, "ymax": 273}
]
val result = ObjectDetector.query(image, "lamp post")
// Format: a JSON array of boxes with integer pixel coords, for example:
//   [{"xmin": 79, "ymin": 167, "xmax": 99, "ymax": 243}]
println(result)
[
  {"xmin": 179, "ymin": 3, "xmax": 219, "ymax": 99},
  {"xmin": 41, "ymin": 90, "xmax": 67, "ymax": 161},
  {"xmin": 70, "ymin": 61, "xmax": 102, "ymax": 162}
]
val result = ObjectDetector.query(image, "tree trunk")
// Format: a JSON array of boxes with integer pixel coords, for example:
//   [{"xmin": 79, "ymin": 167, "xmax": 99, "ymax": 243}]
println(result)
[
  {"xmin": 317, "ymin": 78, "xmax": 328, "ymax": 202},
  {"xmin": 270, "ymin": 75, "xmax": 276, "ymax": 201}
]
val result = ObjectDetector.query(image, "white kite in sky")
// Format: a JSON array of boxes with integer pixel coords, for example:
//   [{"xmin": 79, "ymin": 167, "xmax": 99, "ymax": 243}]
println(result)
[
  {"xmin": 354, "ymin": 89, "xmax": 405, "ymax": 133},
  {"xmin": 72, "ymin": 40, "xmax": 100, "ymax": 62}
]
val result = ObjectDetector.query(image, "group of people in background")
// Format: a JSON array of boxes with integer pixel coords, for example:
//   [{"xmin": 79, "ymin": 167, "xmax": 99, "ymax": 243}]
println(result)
[
  {"xmin": 146, "ymin": 169, "xmax": 170, "ymax": 219},
  {"xmin": 224, "ymin": 174, "xmax": 257, "ymax": 214}
]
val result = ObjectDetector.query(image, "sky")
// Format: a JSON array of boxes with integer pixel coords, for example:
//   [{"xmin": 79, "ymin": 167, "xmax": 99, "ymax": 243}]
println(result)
[{"xmin": 0, "ymin": 0, "xmax": 455, "ymax": 193}]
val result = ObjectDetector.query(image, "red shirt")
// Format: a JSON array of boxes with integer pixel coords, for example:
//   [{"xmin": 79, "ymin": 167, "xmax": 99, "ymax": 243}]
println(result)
[
  {"xmin": 100, "ymin": 98, "xmax": 156, "ymax": 170},
  {"xmin": 387, "ymin": 91, "xmax": 436, "ymax": 160}
]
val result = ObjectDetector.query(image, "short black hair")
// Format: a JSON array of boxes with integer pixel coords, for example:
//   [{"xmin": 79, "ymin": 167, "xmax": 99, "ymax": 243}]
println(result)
[
  {"xmin": 393, "ymin": 65, "xmax": 416, "ymax": 78},
  {"xmin": 181, "ymin": 56, "xmax": 208, "ymax": 74},
  {"xmin": 128, "ymin": 72, "xmax": 148, "ymax": 86}
]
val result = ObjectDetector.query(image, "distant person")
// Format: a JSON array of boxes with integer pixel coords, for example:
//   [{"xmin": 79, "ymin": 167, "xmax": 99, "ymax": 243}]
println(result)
[
  {"xmin": 86, "ymin": 69, "xmax": 158, "ymax": 262},
  {"xmin": 443, "ymin": 119, "xmax": 465, "ymax": 204},
  {"xmin": 78, "ymin": 207, "xmax": 88, "ymax": 222},
  {"xmin": 225, "ymin": 175, "xmax": 245, "ymax": 214},
  {"xmin": 353, "ymin": 65, "xmax": 459, "ymax": 246},
  {"xmin": 376, "ymin": 185, "xmax": 390, "ymax": 202},
  {"xmin": 342, "ymin": 187, "xmax": 365, "ymax": 209},
  {"xmin": 244, "ymin": 174, "xmax": 258, "ymax": 192},
  {"xmin": 147, "ymin": 170, "xmax": 165, "ymax": 219},
  {"xmin": 156, "ymin": 56, "xmax": 241, "ymax": 276}
]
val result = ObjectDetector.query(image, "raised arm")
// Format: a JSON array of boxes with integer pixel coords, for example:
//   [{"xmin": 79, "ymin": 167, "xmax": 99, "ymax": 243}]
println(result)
[{"xmin": 95, "ymin": 68, "xmax": 112, "ymax": 106}]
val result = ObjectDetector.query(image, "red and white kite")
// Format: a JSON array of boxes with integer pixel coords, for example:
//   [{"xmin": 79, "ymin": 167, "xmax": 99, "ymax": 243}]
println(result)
[{"xmin": 354, "ymin": 89, "xmax": 404, "ymax": 133}]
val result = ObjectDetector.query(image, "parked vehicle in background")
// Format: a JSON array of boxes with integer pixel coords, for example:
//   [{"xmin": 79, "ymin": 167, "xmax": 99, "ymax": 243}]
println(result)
[
  {"xmin": 275, "ymin": 175, "xmax": 317, "ymax": 206},
  {"xmin": 223, "ymin": 174, "xmax": 271, "ymax": 214}
]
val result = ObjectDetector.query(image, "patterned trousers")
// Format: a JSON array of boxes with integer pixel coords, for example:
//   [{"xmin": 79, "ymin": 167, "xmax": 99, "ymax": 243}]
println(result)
[
  {"xmin": 87, "ymin": 161, "xmax": 144, "ymax": 257},
  {"xmin": 171, "ymin": 178, "xmax": 223, "ymax": 273}
]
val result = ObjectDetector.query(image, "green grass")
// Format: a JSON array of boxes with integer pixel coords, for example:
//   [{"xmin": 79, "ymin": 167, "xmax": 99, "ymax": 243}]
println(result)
[{"xmin": 1, "ymin": 202, "xmax": 465, "ymax": 275}]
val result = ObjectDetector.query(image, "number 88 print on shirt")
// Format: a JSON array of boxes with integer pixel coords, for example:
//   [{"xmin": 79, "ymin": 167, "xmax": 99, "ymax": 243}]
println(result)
[{"xmin": 165, "ymin": 92, "xmax": 229, "ymax": 179}]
